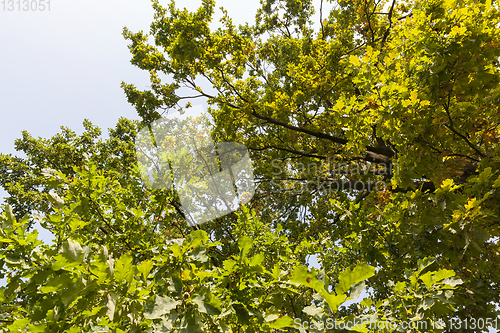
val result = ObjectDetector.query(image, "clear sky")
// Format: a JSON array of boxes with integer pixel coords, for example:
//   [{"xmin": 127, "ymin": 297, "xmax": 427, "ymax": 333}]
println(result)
[
  {"xmin": 0, "ymin": 0, "xmax": 269, "ymax": 200},
  {"xmin": 0, "ymin": 0, "xmax": 331, "ymax": 202},
  {"xmin": 0, "ymin": 0, "xmax": 262, "ymax": 283},
  {"xmin": 0, "ymin": 0, "xmax": 265, "ymax": 156}
]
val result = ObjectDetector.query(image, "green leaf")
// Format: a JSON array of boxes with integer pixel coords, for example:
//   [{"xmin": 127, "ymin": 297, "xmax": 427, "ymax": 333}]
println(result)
[
  {"xmin": 68, "ymin": 217, "xmax": 89, "ymax": 233},
  {"xmin": 416, "ymin": 257, "xmax": 435, "ymax": 275},
  {"xmin": 321, "ymin": 293, "xmax": 347, "ymax": 312},
  {"xmin": 7, "ymin": 318, "xmax": 30, "ymax": 331},
  {"xmin": 137, "ymin": 260, "xmax": 154, "ymax": 280},
  {"xmin": 290, "ymin": 265, "xmax": 346, "ymax": 311},
  {"xmin": 223, "ymin": 259, "xmax": 238, "ymax": 273},
  {"xmin": 493, "ymin": 175, "xmax": 500, "ymax": 188},
  {"xmin": 422, "ymin": 297, "xmax": 435, "ymax": 310},
  {"xmin": 144, "ymin": 295, "xmax": 180, "ymax": 320},
  {"xmin": 420, "ymin": 269, "xmax": 456, "ymax": 289},
  {"xmin": 232, "ymin": 303, "xmax": 250, "ymax": 325},
  {"xmin": 28, "ymin": 324, "xmax": 48, "ymax": 332},
  {"xmin": 52, "ymin": 254, "xmax": 79, "ymax": 271},
  {"xmin": 2, "ymin": 205, "xmax": 15, "ymax": 229},
  {"xmin": 433, "ymin": 269, "xmax": 456, "ymax": 283},
  {"xmin": 51, "ymin": 240, "xmax": 87, "ymax": 271},
  {"xmin": 89, "ymin": 324, "xmax": 109, "ymax": 332},
  {"xmin": 249, "ymin": 253, "xmax": 264, "ymax": 266},
  {"xmin": 179, "ymin": 309, "xmax": 203, "ymax": 333},
  {"xmin": 303, "ymin": 305, "xmax": 324, "ymax": 316},
  {"xmin": 419, "ymin": 271, "xmax": 435, "ymax": 289},
  {"xmin": 238, "ymin": 236, "xmax": 253, "ymax": 258},
  {"xmin": 336, "ymin": 263, "xmax": 375, "ymax": 295},
  {"xmin": 349, "ymin": 55, "xmax": 360, "ymax": 66},
  {"xmin": 170, "ymin": 243, "xmax": 183, "ymax": 259},
  {"xmin": 62, "ymin": 239, "xmax": 86, "ymax": 263},
  {"xmin": 193, "ymin": 295, "xmax": 221, "ymax": 315},
  {"xmin": 190, "ymin": 247, "xmax": 209, "ymax": 262},
  {"xmin": 40, "ymin": 274, "xmax": 72, "ymax": 293},
  {"xmin": 269, "ymin": 315, "xmax": 295, "ymax": 329},
  {"xmin": 187, "ymin": 229, "xmax": 209, "ymax": 248},
  {"xmin": 106, "ymin": 293, "xmax": 119, "ymax": 321},
  {"xmin": 114, "ymin": 253, "xmax": 134, "ymax": 284},
  {"xmin": 61, "ymin": 281, "xmax": 90, "ymax": 306}
]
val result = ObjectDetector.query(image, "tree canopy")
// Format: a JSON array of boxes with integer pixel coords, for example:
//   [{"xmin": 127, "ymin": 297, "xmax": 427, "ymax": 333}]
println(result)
[{"xmin": 1, "ymin": 0, "xmax": 500, "ymax": 332}]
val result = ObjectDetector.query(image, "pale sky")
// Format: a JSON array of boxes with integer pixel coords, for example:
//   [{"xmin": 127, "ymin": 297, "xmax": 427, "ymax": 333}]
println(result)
[
  {"xmin": 0, "ymin": 0, "xmax": 330, "ymax": 198},
  {"xmin": 0, "ymin": 0, "xmax": 267, "ymax": 199},
  {"xmin": 0, "ymin": 0, "xmax": 263, "ymax": 155},
  {"xmin": 0, "ymin": 0, "xmax": 265, "ymax": 258}
]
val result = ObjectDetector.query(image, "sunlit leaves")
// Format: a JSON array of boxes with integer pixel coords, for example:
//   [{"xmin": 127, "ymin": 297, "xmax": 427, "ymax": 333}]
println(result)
[
  {"xmin": 114, "ymin": 253, "xmax": 134, "ymax": 285},
  {"xmin": 144, "ymin": 295, "xmax": 180, "ymax": 320},
  {"xmin": 335, "ymin": 263, "xmax": 375, "ymax": 295}
]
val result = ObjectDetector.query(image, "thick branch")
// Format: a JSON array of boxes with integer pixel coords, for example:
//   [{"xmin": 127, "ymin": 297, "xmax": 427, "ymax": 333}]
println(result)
[
  {"xmin": 183, "ymin": 77, "xmax": 395, "ymax": 163},
  {"xmin": 251, "ymin": 109, "xmax": 395, "ymax": 162},
  {"xmin": 269, "ymin": 177, "xmax": 435, "ymax": 193},
  {"xmin": 248, "ymin": 145, "xmax": 327, "ymax": 159},
  {"xmin": 381, "ymin": 0, "xmax": 397, "ymax": 47}
]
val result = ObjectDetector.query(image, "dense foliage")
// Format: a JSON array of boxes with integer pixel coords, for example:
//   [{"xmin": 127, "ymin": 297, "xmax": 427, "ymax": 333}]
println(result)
[{"xmin": 1, "ymin": 0, "xmax": 499, "ymax": 331}]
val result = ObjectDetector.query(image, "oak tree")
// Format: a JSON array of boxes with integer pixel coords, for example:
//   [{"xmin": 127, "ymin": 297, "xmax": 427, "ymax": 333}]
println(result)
[{"xmin": 1, "ymin": 0, "xmax": 499, "ymax": 331}]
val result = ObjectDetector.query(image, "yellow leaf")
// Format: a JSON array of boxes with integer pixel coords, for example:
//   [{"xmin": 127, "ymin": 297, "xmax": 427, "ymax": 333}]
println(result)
[
  {"xmin": 366, "ymin": 45, "xmax": 373, "ymax": 57},
  {"xmin": 465, "ymin": 198, "xmax": 476, "ymax": 211},
  {"xmin": 410, "ymin": 91, "xmax": 418, "ymax": 104},
  {"xmin": 486, "ymin": 0, "xmax": 492, "ymax": 10},
  {"xmin": 349, "ymin": 55, "xmax": 360, "ymax": 66},
  {"xmin": 181, "ymin": 270, "xmax": 191, "ymax": 280}
]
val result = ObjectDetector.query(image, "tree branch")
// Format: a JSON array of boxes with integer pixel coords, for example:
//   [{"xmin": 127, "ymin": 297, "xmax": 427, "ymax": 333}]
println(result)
[{"xmin": 381, "ymin": 0, "xmax": 397, "ymax": 48}]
